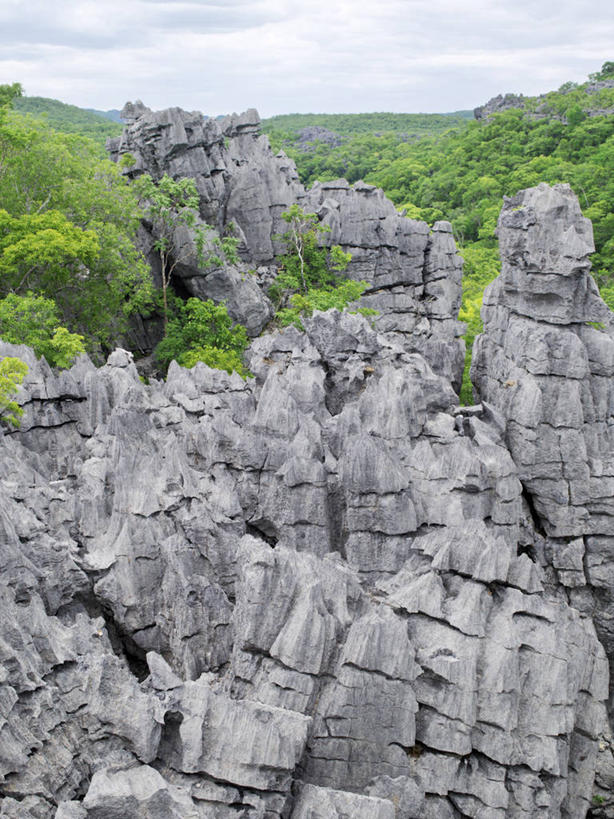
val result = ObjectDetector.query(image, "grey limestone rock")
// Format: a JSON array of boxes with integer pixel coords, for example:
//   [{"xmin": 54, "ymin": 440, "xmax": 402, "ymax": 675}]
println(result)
[
  {"xmin": 110, "ymin": 104, "xmax": 464, "ymax": 388},
  {"xmin": 291, "ymin": 783, "xmax": 395, "ymax": 818},
  {"xmin": 472, "ymin": 182, "xmax": 614, "ymax": 810},
  {"xmin": 295, "ymin": 125, "xmax": 344, "ymax": 151}
]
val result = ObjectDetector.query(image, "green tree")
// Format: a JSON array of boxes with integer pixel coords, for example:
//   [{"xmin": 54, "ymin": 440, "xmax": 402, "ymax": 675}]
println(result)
[
  {"xmin": 0, "ymin": 293, "xmax": 85, "ymax": 368},
  {"xmin": 154, "ymin": 297, "xmax": 249, "ymax": 376},
  {"xmin": 0, "ymin": 106, "xmax": 153, "ymax": 347},
  {"xmin": 566, "ymin": 105, "xmax": 586, "ymax": 127},
  {"xmin": 0, "ymin": 83, "xmax": 22, "ymax": 111},
  {"xmin": 0, "ymin": 356, "xmax": 27, "ymax": 427},
  {"xmin": 0, "ymin": 209, "xmax": 100, "ymax": 295},
  {"xmin": 270, "ymin": 205, "xmax": 352, "ymax": 304},
  {"xmin": 135, "ymin": 174, "xmax": 206, "ymax": 330},
  {"xmin": 268, "ymin": 205, "xmax": 375, "ymax": 328}
]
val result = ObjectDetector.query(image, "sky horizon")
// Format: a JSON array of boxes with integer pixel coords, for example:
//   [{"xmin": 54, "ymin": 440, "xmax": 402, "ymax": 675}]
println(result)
[{"xmin": 1, "ymin": 1, "xmax": 612, "ymax": 118}]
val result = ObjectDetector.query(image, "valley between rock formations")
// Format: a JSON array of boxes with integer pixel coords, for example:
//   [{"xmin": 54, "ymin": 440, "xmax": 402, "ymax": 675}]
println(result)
[{"xmin": 1, "ymin": 106, "xmax": 614, "ymax": 818}]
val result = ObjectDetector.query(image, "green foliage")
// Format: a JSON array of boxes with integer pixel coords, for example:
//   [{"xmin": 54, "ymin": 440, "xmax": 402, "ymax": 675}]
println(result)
[
  {"xmin": 0, "ymin": 293, "xmax": 85, "ymax": 368},
  {"xmin": 270, "ymin": 205, "xmax": 351, "ymax": 302},
  {"xmin": 276, "ymin": 280, "xmax": 375, "ymax": 329},
  {"xmin": 266, "ymin": 205, "xmax": 374, "ymax": 328},
  {"xmin": 177, "ymin": 346, "xmax": 250, "ymax": 377},
  {"xmin": 262, "ymin": 111, "xmax": 473, "ymax": 140},
  {"xmin": 269, "ymin": 205, "xmax": 365, "ymax": 327},
  {"xmin": 221, "ymin": 233, "xmax": 240, "ymax": 266},
  {"xmin": 154, "ymin": 297, "xmax": 249, "ymax": 376},
  {"xmin": 0, "ymin": 208, "xmax": 100, "ymax": 292},
  {"xmin": 0, "ymin": 83, "xmax": 22, "ymax": 110},
  {"xmin": 12, "ymin": 95, "xmax": 122, "ymax": 146},
  {"xmin": 0, "ymin": 356, "xmax": 27, "ymax": 427},
  {"xmin": 135, "ymin": 173, "xmax": 201, "ymax": 229},
  {"xmin": 0, "ymin": 108, "xmax": 153, "ymax": 347},
  {"xmin": 457, "ymin": 243, "xmax": 501, "ymax": 404}
]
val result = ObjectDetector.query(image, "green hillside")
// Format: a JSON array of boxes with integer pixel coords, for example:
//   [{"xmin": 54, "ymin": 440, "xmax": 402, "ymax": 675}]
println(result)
[
  {"xmin": 261, "ymin": 110, "xmax": 472, "ymax": 139},
  {"xmin": 13, "ymin": 95, "xmax": 122, "ymax": 145}
]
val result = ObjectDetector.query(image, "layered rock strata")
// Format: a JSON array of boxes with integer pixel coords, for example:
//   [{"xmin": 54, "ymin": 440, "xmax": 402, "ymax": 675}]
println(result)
[
  {"xmin": 108, "ymin": 105, "xmax": 464, "ymax": 389},
  {"xmin": 1, "ymin": 189, "xmax": 612, "ymax": 817}
]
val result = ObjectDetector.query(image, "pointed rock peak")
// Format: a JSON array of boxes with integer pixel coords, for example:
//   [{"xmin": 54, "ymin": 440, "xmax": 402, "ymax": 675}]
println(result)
[{"xmin": 121, "ymin": 100, "xmax": 152, "ymax": 125}]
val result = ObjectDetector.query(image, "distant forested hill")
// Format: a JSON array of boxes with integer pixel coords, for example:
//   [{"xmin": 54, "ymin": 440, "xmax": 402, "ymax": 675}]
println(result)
[
  {"xmin": 13, "ymin": 96, "xmax": 122, "ymax": 145},
  {"xmin": 84, "ymin": 108, "xmax": 123, "ymax": 124},
  {"xmin": 261, "ymin": 111, "xmax": 472, "ymax": 138}
]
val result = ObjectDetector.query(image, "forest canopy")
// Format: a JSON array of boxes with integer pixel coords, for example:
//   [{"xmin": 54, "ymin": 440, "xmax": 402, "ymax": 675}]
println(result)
[{"xmin": 0, "ymin": 84, "xmax": 153, "ymax": 353}]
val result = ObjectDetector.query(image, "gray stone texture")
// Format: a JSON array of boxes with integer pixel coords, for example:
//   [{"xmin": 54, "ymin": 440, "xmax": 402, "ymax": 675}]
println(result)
[
  {"xmin": 472, "ymin": 182, "xmax": 614, "ymax": 811},
  {"xmin": 1, "ymin": 208, "xmax": 612, "ymax": 817}
]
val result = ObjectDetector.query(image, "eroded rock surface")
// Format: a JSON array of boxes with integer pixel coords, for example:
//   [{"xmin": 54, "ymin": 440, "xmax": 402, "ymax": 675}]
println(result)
[
  {"xmin": 108, "ymin": 105, "xmax": 464, "ymax": 389},
  {"xmin": 473, "ymin": 182, "xmax": 614, "ymax": 809},
  {"xmin": 1, "ymin": 222, "xmax": 612, "ymax": 818}
]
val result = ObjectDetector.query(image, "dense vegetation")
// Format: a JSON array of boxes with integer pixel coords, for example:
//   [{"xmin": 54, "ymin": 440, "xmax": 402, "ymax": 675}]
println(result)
[
  {"xmin": 0, "ymin": 84, "xmax": 153, "ymax": 362},
  {"xmin": 154, "ymin": 297, "xmax": 250, "ymax": 376},
  {"xmin": 262, "ymin": 111, "xmax": 472, "ymax": 138}
]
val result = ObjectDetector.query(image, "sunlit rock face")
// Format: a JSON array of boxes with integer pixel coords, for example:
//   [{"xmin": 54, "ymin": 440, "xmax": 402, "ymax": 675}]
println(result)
[
  {"xmin": 473, "ymin": 182, "xmax": 614, "ymax": 810},
  {"xmin": 1, "ymin": 184, "xmax": 614, "ymax": 818},
  {"xmin": 108, "ymin": 104, "xmax": 465, "ymax": 390}
]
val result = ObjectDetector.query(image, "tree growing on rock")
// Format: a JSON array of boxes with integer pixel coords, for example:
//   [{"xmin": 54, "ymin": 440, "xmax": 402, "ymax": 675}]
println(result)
[
  {"xmin": 0, "ymin": 293, "xmax": 85, "ymax": 368},
  {"xmin": 154, "ymin": 297, "xmax": 250, "ymax": 377},
  {"xmin": 270, "ymin": 204, "xmax": 351, "ymax": 302},
  {"xmin": 0, "ymin": 356, "xmax": 27, "ymax": 427},
  {"xmin": 135, "ymin": 174, "xmax": 204, "ymax": 331},
  {"xmin": 270, "ymin": 205, "xmax": 375, "ymax": 329}
]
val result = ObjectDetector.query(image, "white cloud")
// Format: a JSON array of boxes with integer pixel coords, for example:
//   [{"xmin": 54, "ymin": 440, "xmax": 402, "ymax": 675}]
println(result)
[{"xmin": 0, "ymin": 0, "xmax": 612, "ymax": 115}]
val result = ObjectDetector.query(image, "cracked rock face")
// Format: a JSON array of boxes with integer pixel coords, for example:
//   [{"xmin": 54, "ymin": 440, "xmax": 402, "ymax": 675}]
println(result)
[
  {"xmin": 473, "ymin": 182, "xmax": 614, "ymax": 810},
  {"xmin": 108, "ymin": 105, "xmax": 464, "ymax": 390},
  {"xmin": 2, "ymin": 203, "xmax": 613, "ymax": 819}
]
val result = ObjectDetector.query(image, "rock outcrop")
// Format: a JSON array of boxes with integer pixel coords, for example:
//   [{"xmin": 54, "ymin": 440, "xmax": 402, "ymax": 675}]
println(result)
[
  {"xmin": 474, "ymin": 93, "xmax": 527, "ymax": 120},
  {"xmin": 2, "ymin": 179, "xmax": 614, "ymax": 817},
  {"xmin": 295, "ymin": 125, "xmax": 344, "ymax": 151},
  {"xmin": 108, "ymin": 106, "xmax": 464, "ymax": 390},
  {"xmin": 473, "ymin": 184, "xmax": 614, "ymax": 744},
  {"xmin": 474, "ymin": 79, "xmax": 614, "ymax": 121}
]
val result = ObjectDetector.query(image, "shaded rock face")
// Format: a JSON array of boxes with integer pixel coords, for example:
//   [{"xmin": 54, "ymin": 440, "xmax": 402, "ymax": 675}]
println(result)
[
  {"xmin": 108, "ymin": 105, "xmax": 464, "ymax": 390},
  {"xmin": 1, "ymin": 223, "xmax": 612, "ymax": 819}
]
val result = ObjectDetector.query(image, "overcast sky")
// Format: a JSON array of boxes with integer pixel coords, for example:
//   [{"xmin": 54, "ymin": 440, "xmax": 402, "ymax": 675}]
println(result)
[{"xmin": 1, "ymin": 0, "xmax": 612, "ymax": 116}]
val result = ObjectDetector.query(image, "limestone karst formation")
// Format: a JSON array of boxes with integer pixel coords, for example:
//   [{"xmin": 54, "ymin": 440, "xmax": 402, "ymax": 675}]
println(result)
[
  {"xmin": 108, "ymin": 104, "xmax": 465, "ymax": 391},
  {"xmin": 1, "ymin": 106, "xmax": 614, "ymax": 819}
]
